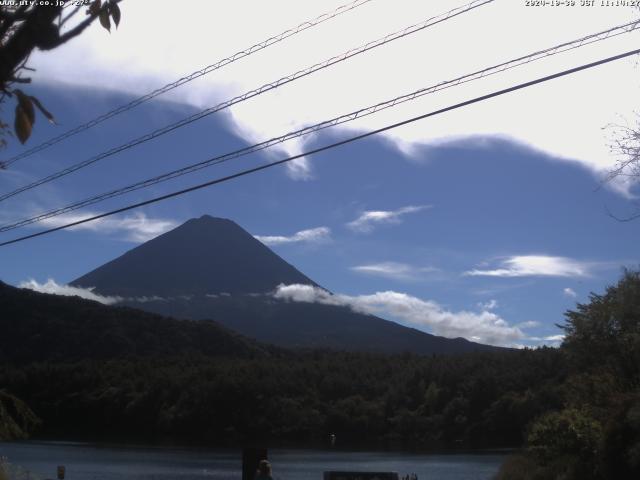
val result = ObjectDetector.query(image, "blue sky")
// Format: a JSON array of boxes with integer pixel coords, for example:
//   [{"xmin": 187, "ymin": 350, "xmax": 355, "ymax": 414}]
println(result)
[{"xmin": 1, "ymin": 0, "xmax": 639, "ymax": 347}]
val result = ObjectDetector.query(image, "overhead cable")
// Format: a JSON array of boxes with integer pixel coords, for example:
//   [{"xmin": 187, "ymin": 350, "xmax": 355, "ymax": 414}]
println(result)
[
  {"xmin": 1, "ymin": 46, "xmax": 638, "ymax": 247},
  {"xmin": 0, "ymin": 18, "xmax": 637, "ymax": 233},
  {"xmin": 0, "ymin": 0, "xmax": 375, "ymax": 168},
  {"xmin": 0, "ymin": 0, "xmax": 494, "ymax": 202}
]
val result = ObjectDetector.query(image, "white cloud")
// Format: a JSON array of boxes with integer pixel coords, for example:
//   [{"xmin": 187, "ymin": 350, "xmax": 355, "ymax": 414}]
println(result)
[
  {"xmin": 351, "ymin": 261, "xmax": 437, "ymax": 280},
  {"xmin": 129, "ymin": 295, "xmax": 166, "ymax": 303},
  {"xmin": 477, "ymin": 299, "xmax": 498, "ymax": 310},
  {"xmin": 18, "ymin": 279, "xmax": 180, "ymax": 305},
  {"xmin": 517, "ymin": 320, "xmax": 540, "ymax": 329},
  {"xmin": 38, "ymin": 212, "xmax": 178, "ymax": 242},
  {"xmin": 205, "ymin": 292, "xmax": 232, "ymax": 298},
  {"xmin": 19, "ymin": 279, "xmax": 122, "ymax": 305},
  {"xmin": 255, "ymin": 226, "xmax": 331, "ymax": 245},
  {"xmin": 273, "ymin": 283, "xmax": 342, "ymax": 306},
  {"xmin": 464, "ymin": 255, "xmax": 591, "ymax": 278},
  {"xmin": 273, "ymin": 283, "xmax": 528, "ymax": 346},
  {"xmin": 26, "ymin": 1, "xmax": 640, "ymax": 190},
  {"xmin": 529, "ymin": 333, "xmax": 565, "ymax": 347},
  {"xmin": 347, "ymin": 205, "xmax": 430, "ymax": 233},
  {"xmin": 563, "ymin": 287, "xmax": 578, "ymax": 298},
  {"xmin": 544, "ymin": 334, "xmax": 565, "ymax": 342}
]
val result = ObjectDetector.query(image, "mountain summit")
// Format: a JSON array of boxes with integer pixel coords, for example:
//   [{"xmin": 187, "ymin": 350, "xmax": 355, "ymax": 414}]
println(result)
[
  {"xmin": 72, "ymin": 215, "xmax": 499, "ymax": 355},
  {"xmin": 73, "ymin": 215, "xmax": 317, "ymax": 297}
]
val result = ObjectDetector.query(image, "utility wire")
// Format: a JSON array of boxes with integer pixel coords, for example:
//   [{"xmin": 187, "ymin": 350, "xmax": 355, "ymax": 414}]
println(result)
[
  {"xmin": 1, "ymin": 19, "xmax": 637, "ymax": 233},
  {"xmin": 1, "ymin": 47, "xmax": 638, "ymax": 248},
  {"xmin": 0, "ymin": 0, "xmax": 494, "ymax": 203},
  {"xmin": 0, "ymin": 0, "xmax": 374, "ymax": 168}
]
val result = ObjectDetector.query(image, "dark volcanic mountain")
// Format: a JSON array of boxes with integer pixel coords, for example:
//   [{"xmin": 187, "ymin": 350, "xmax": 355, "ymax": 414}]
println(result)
[
  {"xmin": 73, "ymin": 216, "xmax": 317, "ymax": 297},
  {"xmin": 72, "ymin": 215, "xmax": 499, "ymax": 355}
]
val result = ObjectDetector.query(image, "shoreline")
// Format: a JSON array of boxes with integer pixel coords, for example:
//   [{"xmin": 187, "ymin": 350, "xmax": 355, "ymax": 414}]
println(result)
[{"xmin": 3, "ymin": 438, "xmax": 518, "ymax": 457}]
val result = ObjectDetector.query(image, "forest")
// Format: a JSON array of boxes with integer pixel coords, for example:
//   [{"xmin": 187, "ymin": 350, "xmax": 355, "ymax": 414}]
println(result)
[{"xmin": 0, "ymin": 271, "xmax": 639, "ymax": 479}]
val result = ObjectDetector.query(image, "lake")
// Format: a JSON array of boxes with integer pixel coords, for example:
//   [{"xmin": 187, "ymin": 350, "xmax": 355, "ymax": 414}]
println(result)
[{"xmin": 0, "ymin": 441, "xmax": 507, "ymax": 480}]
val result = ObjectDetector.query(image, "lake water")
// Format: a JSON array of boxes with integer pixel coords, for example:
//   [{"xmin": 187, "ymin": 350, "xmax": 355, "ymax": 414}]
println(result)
[{"xmin": 0, "ymin": 441, "xmax": 507, "ymax": 480}]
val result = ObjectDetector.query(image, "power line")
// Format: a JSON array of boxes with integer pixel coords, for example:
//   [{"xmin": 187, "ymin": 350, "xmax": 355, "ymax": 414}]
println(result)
[
  {"xmin": 0, "ymin": 0, "xmax": 494, "ymax": 203},
  {"xmin": 0, "ymin": 0, "xmax": 374, "ymax": 169},
  {"xmin": 1, "ymin": 46, "xmax": 638, "ymax": 248},
  {"xmin": 1, "ymin": 19, "xmax": 637, "ymax": 233}
]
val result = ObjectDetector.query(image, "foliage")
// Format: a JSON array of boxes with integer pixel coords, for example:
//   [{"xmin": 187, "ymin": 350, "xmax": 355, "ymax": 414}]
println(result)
[
  {"xmin": 497, "ymin": 269, "xmax": 640, "ymax": 479},
  {"xmin": 560, "ymin": 269, "xmax": 640, "ymax": 387},
  {"xmin": 0, "ymin": 0, "xmax": 122, "ymax": 154},
  {"xmin": 493, "ymin": 454, "xmax": 542, "ymax": 480},
  {"xmin": 527, "ymin": 408, "xmax": 602, "ymax": 477},
  {"xmin": 598, "ymin": 394, "xmax": 640, "ymax": 479},
  {"xmin": 0, "ymin": 349, "xmax": 565, "ymax": 449},
  {"xmin": 0, "ymin": 457, "xmax": 42, "ymax": 480},
  {"xmin": 0, "ymin": 391, "xmax": 40, "ymax": 441}
]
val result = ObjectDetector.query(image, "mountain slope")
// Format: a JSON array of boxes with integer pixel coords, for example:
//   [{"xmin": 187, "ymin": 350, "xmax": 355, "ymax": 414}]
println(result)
[
  {"xmin": 72, "ymin": 215, "xmax": 500, "ymax": 355},
  {"xmin": 0, "ymin": 281, "xmax": 270, "ymax": 364},
  {"xmin": 72, "ymin": 215, "xmax": 317, "ymax": 297},
  {"xmin": 124, "ymin": 294, "xmax": 494, "ymax": 355}
]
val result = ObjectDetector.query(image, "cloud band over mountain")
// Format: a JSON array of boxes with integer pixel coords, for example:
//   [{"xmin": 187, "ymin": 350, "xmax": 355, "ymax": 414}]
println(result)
[{"xmin": 273, "ymin": 283, "xmax": 528, "ymax": 347}]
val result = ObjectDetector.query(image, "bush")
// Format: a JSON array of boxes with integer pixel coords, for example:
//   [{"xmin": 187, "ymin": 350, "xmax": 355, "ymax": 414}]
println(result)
[
  {"xmin": 528, "ymin": 408, "xmax": 602, "ymax": 466},
  {"xmin": 0, "ymin": 391, "xmax": 40, "ymax": 440}
]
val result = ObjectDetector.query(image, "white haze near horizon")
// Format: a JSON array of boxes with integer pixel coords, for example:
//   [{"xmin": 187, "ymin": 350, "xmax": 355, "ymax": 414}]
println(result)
[{"xmin": 27, "ymin": 0, "xmax": 640, "ymax": 192}]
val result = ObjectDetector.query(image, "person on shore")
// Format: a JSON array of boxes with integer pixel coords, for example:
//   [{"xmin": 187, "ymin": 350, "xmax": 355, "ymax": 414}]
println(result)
[{"xmin": 255, "ymin": 459, "xmax": 273, "ymax": 480}]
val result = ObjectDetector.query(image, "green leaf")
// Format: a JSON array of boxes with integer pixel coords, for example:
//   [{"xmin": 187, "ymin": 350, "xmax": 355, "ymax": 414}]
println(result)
[
  {"xmin": 99, "ymin": 8, "xmax": 111, "ymax": 32},
  {"xmin": 109, "ymin": 1, "xmax": 121, "ymax": 28},
  {"xmin": 29, "ymin": 96, "xmax": 56, "ymax": 125},
  {"xmin": 14, "ymin": 105, "xmax": 33, "ymax": 144}
]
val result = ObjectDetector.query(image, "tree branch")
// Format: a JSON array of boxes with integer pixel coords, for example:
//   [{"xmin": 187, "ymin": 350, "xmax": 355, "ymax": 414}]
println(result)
[
  {"xmin": 59, "ymin": 4, "xmax": 83, "ymax": 27},
  {"xmin": 49, "ymin": 13, "xmax": 96, "ymax": 49},
  {"xmin": 44, "ymin": 0, "xmax": 122, "ymax": 49},
  {"xmin": 0, "ymin": 5, "xmax": 30, "ymax": 22},
  {"xmin": 8, "ymin": 77, "xmax": 31, "ymax": 84},
  {"xmin": 605, "ymin": 204, "xmax": 640, "ymax": 222},
  {"xmin": 0, "ymin": 6, "xmax": 62, "ymax": 85}
]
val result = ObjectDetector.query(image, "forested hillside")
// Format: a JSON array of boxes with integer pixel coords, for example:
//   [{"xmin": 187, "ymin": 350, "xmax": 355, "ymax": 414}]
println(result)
[
  {"xmin": 1, "ymin": 271, "xmax": 638, "ymax": 480},
  {"xmin": 0, "ymin": 349, "xmax": 564, "ymax": 448},
  {"xmin": 0, "ymin": 391, "xmax": 39, "ymax": 441},
  {"xmin": 0, "ymin": 281, "xmax": 272, "ymax": 363},
  {"xmin": 496, "ymin": 270, "xmax": 640, "ymax": 479},
  {"xmin": 0, "ymin": 280, "xmax": 561, "ymax": 449}
]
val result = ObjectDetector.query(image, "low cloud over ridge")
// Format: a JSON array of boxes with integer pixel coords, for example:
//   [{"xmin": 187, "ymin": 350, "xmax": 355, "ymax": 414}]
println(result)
[
  {"xmin": 19, "ymin": 279, "xmax": 122, "ymax": 305},
  {"xmin": 19, "ymin": 279, "xmax": 172, "ymax": 305},
  {"xmin": 273, "ymin": 283, "xmax": 528, "ymax": 347}
]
